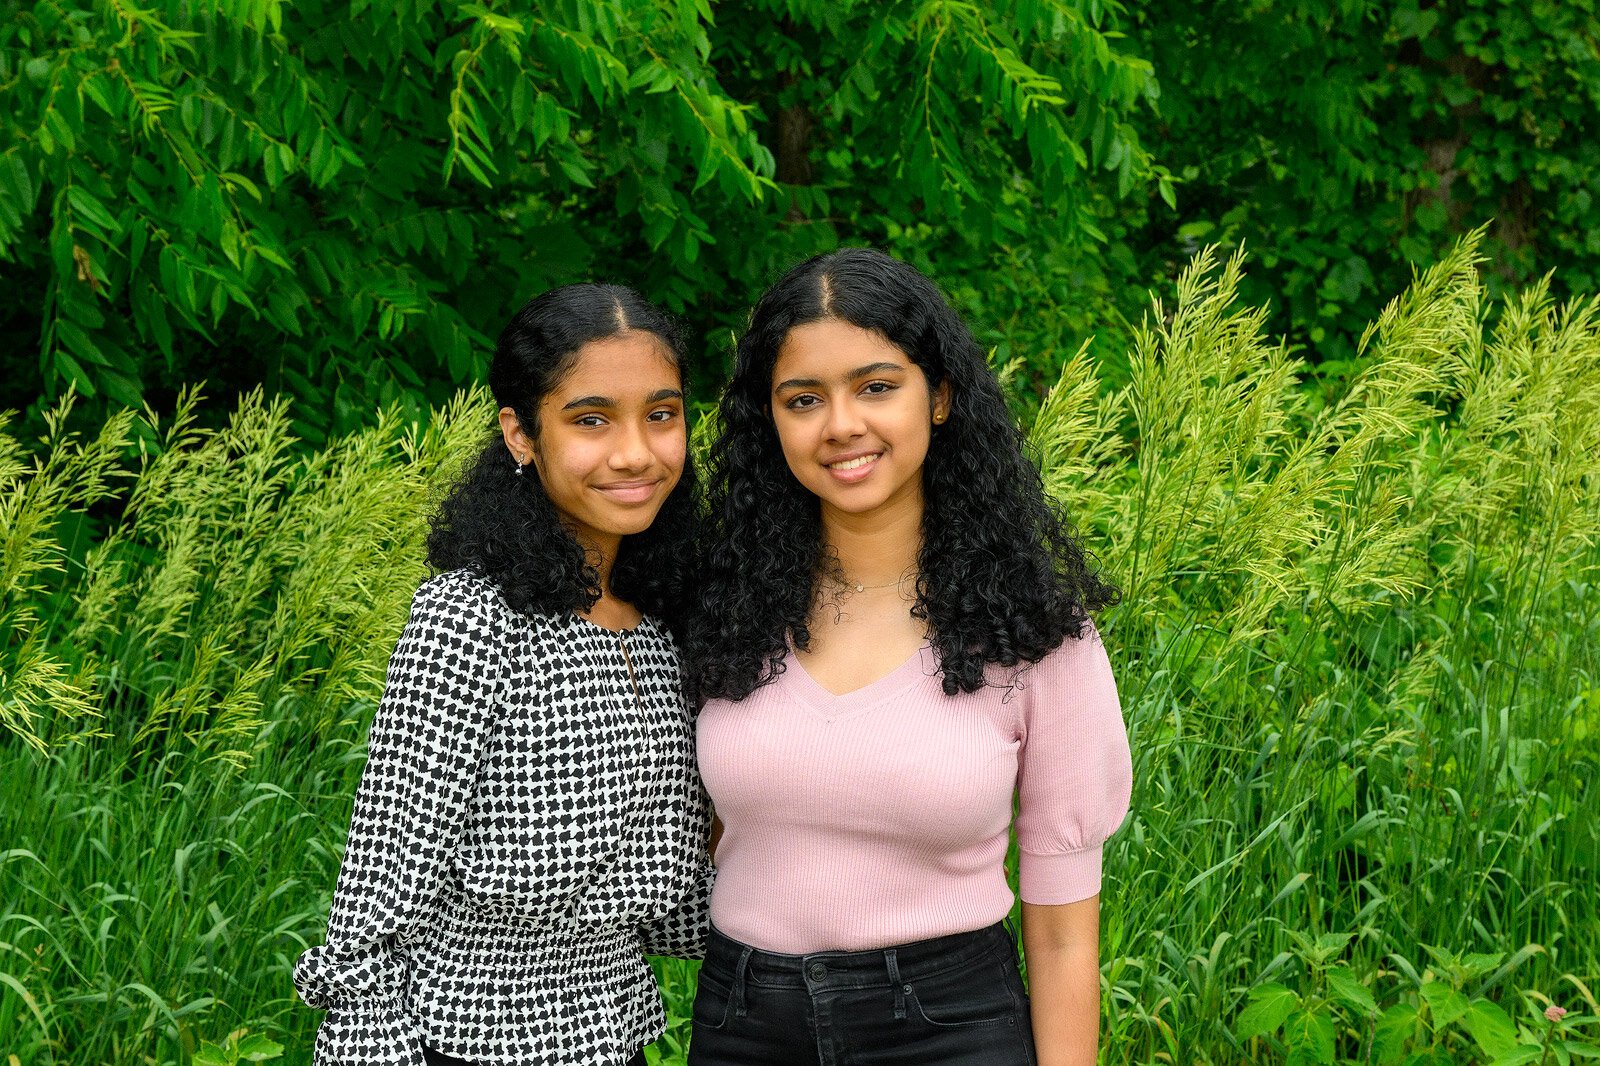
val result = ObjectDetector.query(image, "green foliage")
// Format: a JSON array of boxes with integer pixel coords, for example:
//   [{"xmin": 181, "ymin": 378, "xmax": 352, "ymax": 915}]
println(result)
[
  {"xmin": 1131, "ymin": 0, "xmax": 1600, "ymax": 374},
  {"xmin": 1233, "ymin": 941, "xmax": 1600, "ymax": 1065},
  {"xmin": 0, "ymin": 383, "xmax": 492, "ymax": 762},
  {"xmin": 0, "ymin": 396, "xmax": 125, "ymax": 747},
  {"xmin": 0, "ymin": 0, "xmax": 1162, "ymax": 439},
  {"xmin": 7, "ymin": 0, "xmax": 1600, "ymax": 452},
  {"xmin": 2, "ymin": 240, "xmax": 1597, "ymax": 1063},
  {"xmin": 193, "ymin": 1031, "xmax": 283, "ymax": 1066},
  {"xmin": 1052, "ymin": 235, "xmax": 1600, "ymax": 1063}
]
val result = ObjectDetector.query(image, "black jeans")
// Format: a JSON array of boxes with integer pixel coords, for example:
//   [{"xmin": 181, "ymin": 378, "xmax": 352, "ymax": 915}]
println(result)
[
  {"xmin": 422, "ymin": 1045, "xmax": 646, "ymax": 1066},
  {"xmin": 687, "ymin": 922, "xmax": 1036, "ymax": 1066}
]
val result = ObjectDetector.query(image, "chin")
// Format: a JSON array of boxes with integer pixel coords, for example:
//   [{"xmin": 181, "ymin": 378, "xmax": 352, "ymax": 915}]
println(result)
[
  {"xmin": 597, "ymin": 515, "xmax": 659, "ymax": 539},
  {"xmin": 813, "ymin": 488, "xmax": 890, "ymax": 514}
]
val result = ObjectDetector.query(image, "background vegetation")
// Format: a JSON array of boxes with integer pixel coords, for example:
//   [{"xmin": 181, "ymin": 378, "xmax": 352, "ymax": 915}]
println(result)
[
  {"xmin": 4, "ymin": 1, "xmax": 1600, "ymax": 1064},
  {"xmin": 4, "ymin": 235, "xmax": 1599, "ymax": 1064},
  {"xmin": 6, "ymin": 1, "xmax": 1598, "ymax": 433}
]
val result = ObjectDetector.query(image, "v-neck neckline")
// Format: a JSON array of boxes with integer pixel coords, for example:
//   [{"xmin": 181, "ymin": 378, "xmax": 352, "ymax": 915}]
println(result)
[{"xmin": 783, "ymin": 640, "xmax": 939, "ymax": 721}]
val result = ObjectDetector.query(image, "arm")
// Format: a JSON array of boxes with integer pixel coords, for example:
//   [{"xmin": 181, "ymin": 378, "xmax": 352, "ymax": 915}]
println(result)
[
  {"xmin": 292, "ymin": 575, "xmax": 503, "ymax": 1066},
  {"xmin": 639, "ymin": 790, "xmax": 718, "ymax": 959},
  {"xmin": 1014, "ymin": 625, "xmax": 1132, "ymax": 1066},
  {"xmin": 1022, "ymin": 896, "xmax": 1102, "ymax": 1066}
]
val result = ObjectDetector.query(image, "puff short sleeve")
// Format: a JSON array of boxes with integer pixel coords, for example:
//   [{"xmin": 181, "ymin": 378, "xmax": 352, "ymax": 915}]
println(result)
[{"xmin": 1014, "ymin": 622, "xmax": 1133, "ymax": 905}]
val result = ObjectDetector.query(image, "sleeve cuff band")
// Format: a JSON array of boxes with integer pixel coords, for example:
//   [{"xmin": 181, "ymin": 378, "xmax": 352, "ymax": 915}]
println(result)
[{"xmin": 1018, "ymin": 844, "xmax": 1103, "ymax": 905}]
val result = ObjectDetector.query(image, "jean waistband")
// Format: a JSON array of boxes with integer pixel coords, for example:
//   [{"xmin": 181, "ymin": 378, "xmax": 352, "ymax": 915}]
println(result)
[{"xmin": 704, "ymin": 921, "xmax": 1016, "ymax": 991}]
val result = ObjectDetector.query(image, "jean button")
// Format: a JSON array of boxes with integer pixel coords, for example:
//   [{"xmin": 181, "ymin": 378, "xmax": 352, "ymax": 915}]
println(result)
[{"xmin": 807, "ymin": 962, "xmax": 827, "ymax": 982}]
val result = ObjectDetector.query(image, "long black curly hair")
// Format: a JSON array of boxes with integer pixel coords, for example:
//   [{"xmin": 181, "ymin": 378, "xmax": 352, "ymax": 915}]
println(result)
[
  {"xmin": 428, "ymin": 283, "xmax": 697, "ymax": 633},
  {"xmin": 688, "ymin": 248, "xmax": 1118, "ymax": 700}
]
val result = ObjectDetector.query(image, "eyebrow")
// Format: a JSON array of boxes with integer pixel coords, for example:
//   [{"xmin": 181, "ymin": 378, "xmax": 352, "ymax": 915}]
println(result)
[
  {"xmin": 561, "ymin": 388, "xmax": 683, "ymax": 411},
  {"xmin": 773, "ymin": 361, "xmax": 906, "ymax": 392}
]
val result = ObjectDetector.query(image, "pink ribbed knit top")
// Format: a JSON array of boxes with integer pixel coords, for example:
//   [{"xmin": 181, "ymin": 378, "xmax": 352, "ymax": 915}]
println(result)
[{"xmin": 696, "ymin": 626, "xmax": 1133, "ymax": 954}]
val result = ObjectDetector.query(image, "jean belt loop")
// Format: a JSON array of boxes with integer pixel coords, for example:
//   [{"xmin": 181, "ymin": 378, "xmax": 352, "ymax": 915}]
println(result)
[
  {"xmin": 730, "ymin": 944, "xmax": 754, "ymax": 1018},
  {"xmin": 884, "ymin": 948, "xmax": 907, "ymax": 1020},
  {"xmin": 1002, "ymin": 915, "xmax": 1021, "ymax": 951}
]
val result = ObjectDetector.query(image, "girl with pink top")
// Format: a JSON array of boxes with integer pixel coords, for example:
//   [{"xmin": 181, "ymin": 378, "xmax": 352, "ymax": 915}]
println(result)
[{"xmin": 686, "ymin": 248, "xmax": 1133, "ymax": 1066}]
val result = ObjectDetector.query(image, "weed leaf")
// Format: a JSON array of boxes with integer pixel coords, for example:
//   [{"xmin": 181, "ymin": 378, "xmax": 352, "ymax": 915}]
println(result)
[
  {"xmin": 1421, "ymin": 980, "xmax": 1471, "ymax": 1028},
  {"xmin": 1463, "ymin": 999, "xmax": 1520, "ymax": 1058},
  {"xmin": 1237, "ymin": 983, "xmax": 1298, "ymax": 1039},
  {"xmin": 1327, "ymin": 966, "xmax": 1378, "ymax": 1017}
]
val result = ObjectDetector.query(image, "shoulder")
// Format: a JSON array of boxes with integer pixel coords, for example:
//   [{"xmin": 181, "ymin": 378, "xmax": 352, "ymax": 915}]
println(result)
[
  {"xmin": 640, "ymin": 613, "xmax": 679, "ymax": 654},
  {"xmin": 1039, "ymin": 619, "xmax": 1112, "ymax": 675},
  {"xmin": 405, "ymin": 568, "xmax": 516, "ymax": 635},
  {"xmin": 995, "ymin": 620, "xmax": 1119, "ymax": 732},
  {"xmin": 993, "ymin": 619, "xmax": 1112, "ymax": 692}
]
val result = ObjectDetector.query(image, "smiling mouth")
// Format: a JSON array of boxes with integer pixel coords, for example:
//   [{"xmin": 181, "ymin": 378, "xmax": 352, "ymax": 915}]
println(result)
[
  {"xmin": 827, "ymin": 453, "xmax": 881, "ymax": 471},
  {"xmin": 595, "ymin": 480, "xmax": 662, "ymax": 502}
]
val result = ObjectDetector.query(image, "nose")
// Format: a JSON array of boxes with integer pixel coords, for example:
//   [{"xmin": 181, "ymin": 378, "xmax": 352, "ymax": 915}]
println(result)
[
  {"xmin": 823, "ymin": 396, "xmax": 865, "ymax": 443},
  {"xmin": 609, "ymin": 421, "xmax": 653, "ymax": 472}
]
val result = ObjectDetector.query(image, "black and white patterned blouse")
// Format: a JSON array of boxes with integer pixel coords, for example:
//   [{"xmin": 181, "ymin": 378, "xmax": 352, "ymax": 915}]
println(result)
[{"xmin": 294, "ymin": 569, "xmax": 712, "ymax": 1066}]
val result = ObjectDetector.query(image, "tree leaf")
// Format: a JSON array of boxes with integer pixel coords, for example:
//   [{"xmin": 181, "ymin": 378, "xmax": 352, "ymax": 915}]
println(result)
[
  {"xmin": 1486, "ymin": 1049, "xmax": 1545, "ymax": 1066},
  {"xmin": 4, "ymin": 152, "xmax": 37, "ymax": 208},
  {"xmin": 53, "ymin": 349, "xmax": 97, "ymax": 396}
]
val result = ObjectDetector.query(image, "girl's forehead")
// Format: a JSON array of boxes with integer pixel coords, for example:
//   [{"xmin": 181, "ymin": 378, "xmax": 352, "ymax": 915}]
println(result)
[
  {"xmin": 554, "ymin": 333, "xmax": 680, "ymax": 391},
  {"xmin": 773, "ymin": 320, "xmax": 910, "ymax": 377}
]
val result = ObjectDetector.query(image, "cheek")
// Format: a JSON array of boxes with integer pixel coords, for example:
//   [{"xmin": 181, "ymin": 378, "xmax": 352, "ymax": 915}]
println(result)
[
  {"xmin": 893, "ymin": 407, "xmax": 933, "ymax": 458},
  {"xmin": 656, "ymin": 429, "xmax": 687, "ymax": 476},
  {"xmin": 771, "ymin": 417, "xmax": 819, "ymax": 479},
  {"xmin": 538, "ymin": 434, "xmax": 602, "ymax": 492}
]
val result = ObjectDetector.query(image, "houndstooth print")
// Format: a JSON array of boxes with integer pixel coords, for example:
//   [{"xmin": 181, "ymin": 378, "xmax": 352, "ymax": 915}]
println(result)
[{"xmin": 294, "ymin": 569, "xmax": 713, "ymax": 1066}]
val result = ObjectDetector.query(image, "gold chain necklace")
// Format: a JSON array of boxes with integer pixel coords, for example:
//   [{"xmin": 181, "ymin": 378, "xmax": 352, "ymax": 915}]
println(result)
[{"xmin": 826, "ymin": 572, "xmax": 915, "ymax": 594}]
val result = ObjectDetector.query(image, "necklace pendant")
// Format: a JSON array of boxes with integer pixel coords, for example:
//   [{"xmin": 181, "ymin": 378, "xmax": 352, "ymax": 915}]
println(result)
[{"xmin": 853, "ymin": 583, "xmax": 865, "ymax": 593}]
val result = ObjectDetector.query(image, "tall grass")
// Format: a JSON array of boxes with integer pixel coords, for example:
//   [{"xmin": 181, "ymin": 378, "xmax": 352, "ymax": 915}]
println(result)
[
  {"xmin": 1029, "ymin": 233, "xmax": 1600, "ymax": 1061},
  {"xmin": 2, "ymin": 234, "xmax": 1596, "ymax": 1064}
]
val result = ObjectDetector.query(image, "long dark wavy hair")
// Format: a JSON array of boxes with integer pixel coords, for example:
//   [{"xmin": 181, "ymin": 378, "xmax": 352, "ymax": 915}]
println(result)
[
  {"xmin": 428, "ymin": 283, "xmax": 696, "ymax": 633},
  {"xmin": 688, "ymin": 248, "xmax": 1118, "ymax": 700}
]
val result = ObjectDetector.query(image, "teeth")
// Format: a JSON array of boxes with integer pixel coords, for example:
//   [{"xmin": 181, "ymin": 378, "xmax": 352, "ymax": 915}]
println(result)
[{"xmin": 829, "ymin": 454, "xmax": 879, "ymax": 471}]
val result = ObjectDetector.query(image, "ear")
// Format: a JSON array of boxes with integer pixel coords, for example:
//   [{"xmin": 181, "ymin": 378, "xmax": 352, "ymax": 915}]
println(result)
[
  {"xmin": 499, "ymin": 407, "xmax": 533, "ymax": 466},
  {"xmin": 931, "ymin": 380, "xmax": 952, "ymax": 424}
]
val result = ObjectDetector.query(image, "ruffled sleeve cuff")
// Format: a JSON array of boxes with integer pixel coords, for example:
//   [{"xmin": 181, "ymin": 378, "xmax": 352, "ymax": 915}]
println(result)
[
  {"xmin": 311, "ymin": 1008, "xmax": 426, "ymax": 1066},
  {"xmin": 1018, "ymin": 843, "xmax": 1103, "ymax": 906}
]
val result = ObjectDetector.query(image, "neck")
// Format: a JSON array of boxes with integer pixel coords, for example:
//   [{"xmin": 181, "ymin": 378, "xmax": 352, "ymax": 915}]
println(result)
[
  {"xmin": 571, "ymin": 526, "xmax": 622, "ymax": 594},
  {"xmin": 819, "ymin": 484, "xmax": 924, "ymax": 587}
]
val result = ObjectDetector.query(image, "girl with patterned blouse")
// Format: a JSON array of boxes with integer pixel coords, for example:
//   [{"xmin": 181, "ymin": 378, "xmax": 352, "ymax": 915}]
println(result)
[
  {"xmin": 294, "ymin": 285, "xmax": 711, "ymax": 1066},
  {"xmin": 687, "ymin": 249, "xmax": 1132, "ymax": 1066}
]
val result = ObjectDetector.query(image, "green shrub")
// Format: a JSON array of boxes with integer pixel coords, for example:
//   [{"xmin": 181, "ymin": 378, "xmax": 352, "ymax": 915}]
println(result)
[{"xmin": 0, "ymin": 0, "xmax": 1162, "ymax": 437}]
